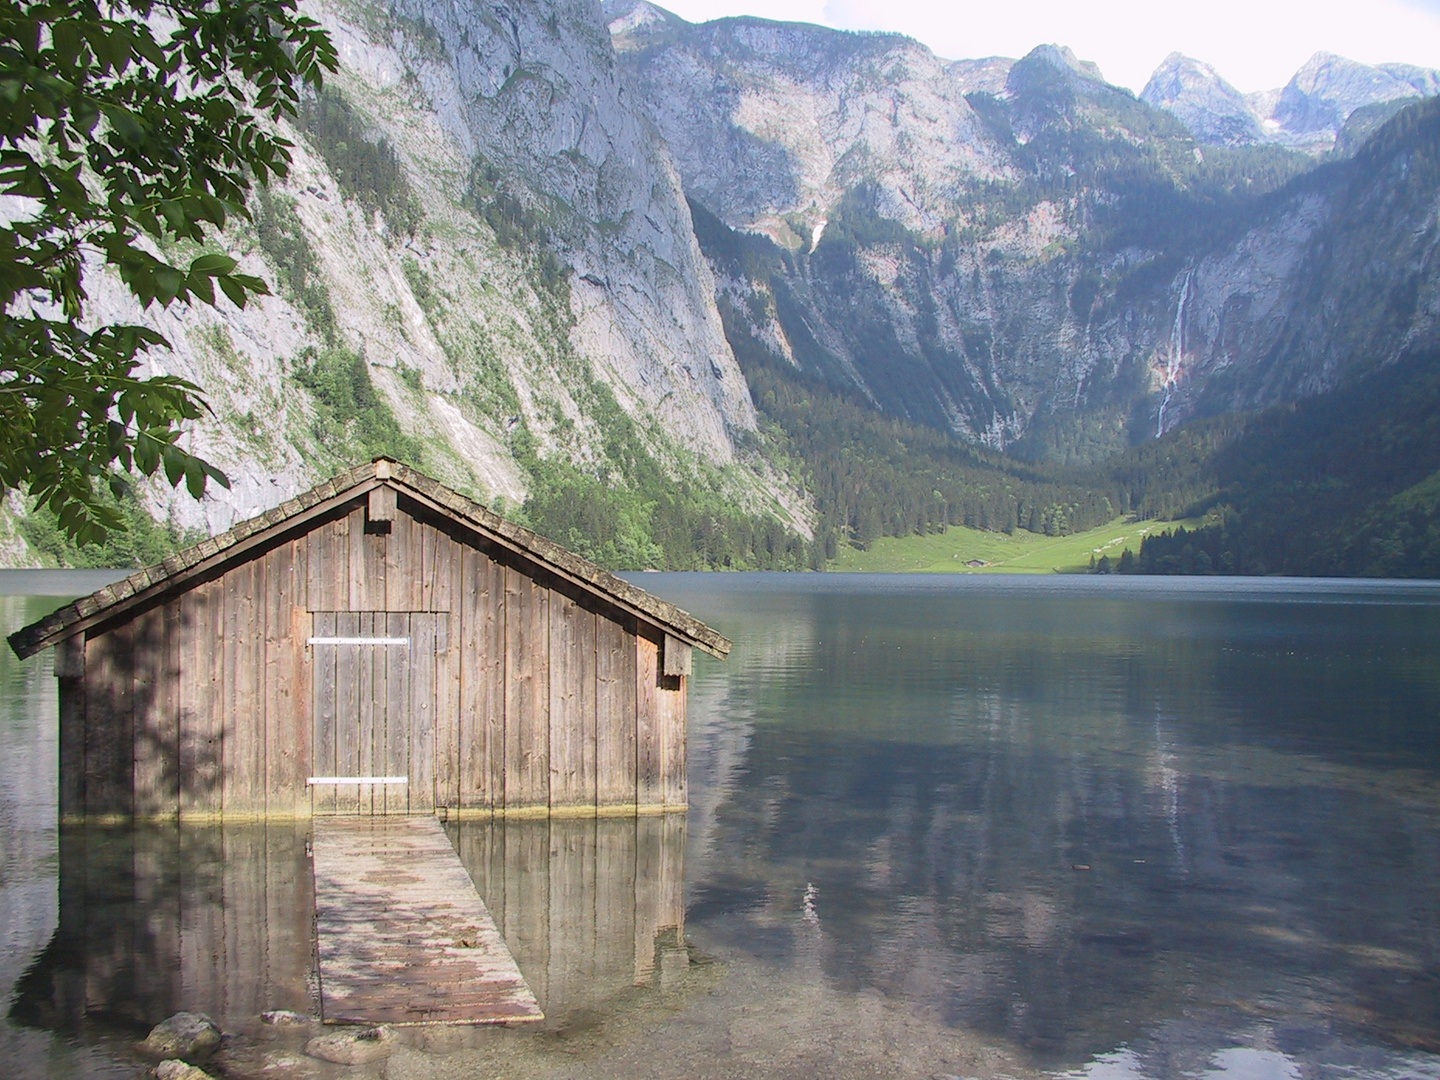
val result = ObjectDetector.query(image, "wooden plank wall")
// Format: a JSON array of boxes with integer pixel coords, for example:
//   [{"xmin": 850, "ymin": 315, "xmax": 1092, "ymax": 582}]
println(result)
[{"xmin": 66, "ymin": 495, "xmax": 688, "ymax": 820}]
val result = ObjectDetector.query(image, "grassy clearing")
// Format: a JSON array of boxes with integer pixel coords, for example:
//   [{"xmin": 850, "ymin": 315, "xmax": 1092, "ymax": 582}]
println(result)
[{"xmin": 830, "ymin": 517, "xmax": 1202, "ymax": 574}]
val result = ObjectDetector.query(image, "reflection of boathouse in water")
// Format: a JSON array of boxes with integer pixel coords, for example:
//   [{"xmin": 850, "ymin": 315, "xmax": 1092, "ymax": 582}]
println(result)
[
  {"xmin": 9, "ymin": 458, "xmax": 729, "ymax": 820},
  {"xmin": 7, "ymin": 460, "xmax": 725, "ymax": 1031},
  {"xmin": 13, "ymin": 816, "xmax": 689, "ymax": 1033}
]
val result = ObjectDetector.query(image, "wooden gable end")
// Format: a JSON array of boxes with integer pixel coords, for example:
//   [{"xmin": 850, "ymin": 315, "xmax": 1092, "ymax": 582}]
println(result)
[{"xmin": 61, "ymin": 487, "xmax": 691, "ymax": 823}]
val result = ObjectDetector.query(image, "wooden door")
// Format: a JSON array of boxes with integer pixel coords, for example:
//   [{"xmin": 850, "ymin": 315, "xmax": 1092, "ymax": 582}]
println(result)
[{"xmin": 309, "ymin": 612, "xmax": 442, "ymax": 815}]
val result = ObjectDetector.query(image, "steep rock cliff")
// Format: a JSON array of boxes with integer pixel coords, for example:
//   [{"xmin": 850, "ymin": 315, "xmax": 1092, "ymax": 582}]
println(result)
[
  {"xmin": 606, "ymin": 2, "xmax": 1012, "ymax": 245},
  {"xmin": 27, "ymin": 0, "xmax": 807, "ymax": 558},
  {"xmin": 612, "ymin": 5, "xmax": 1440, "ymax": 461},
  {"xmin": 1162, "ymin": 100, "xmax": 1440, "ymax": 422}
]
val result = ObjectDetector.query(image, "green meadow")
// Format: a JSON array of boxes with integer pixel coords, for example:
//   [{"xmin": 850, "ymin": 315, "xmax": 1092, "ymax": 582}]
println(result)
[{"xmin": 830, "ymin": 517, "xmax": 1199, "ymax": 574}]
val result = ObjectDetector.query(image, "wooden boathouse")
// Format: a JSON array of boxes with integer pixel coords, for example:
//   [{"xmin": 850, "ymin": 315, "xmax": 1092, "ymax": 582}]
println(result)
[{"xmin": 9, "ymin": 459, "xmax": 730, "ymax": 823}]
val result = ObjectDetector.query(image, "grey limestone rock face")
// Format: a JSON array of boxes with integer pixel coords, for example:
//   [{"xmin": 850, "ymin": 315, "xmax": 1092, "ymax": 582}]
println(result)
[
  {"xmin": 1141, "ymin": 53, "xmax": 1266, "ymax": 147},
  {"xmin": 1146, "ymin": 50, "xmax": 1439, "ymax": 155},
  {"xmin": 1016, "ymin": 43, "xmax": 1107, "ymax": 84},
  {"xmin": 1272, "ymin": 52, "xmax": 1422, "ymax": 143},
  {"xmin": 1381, "ymin": 63, "xmax": 1440, "ymax": 98},
  {"xmin": 609, "ymin": 4, "xmax": 1011, "ymax": 242},
  {"xmin": 383, "ymin": 0, "xmax": 756, "ymax": 466},
  {"xmin": 946, "ymin": 57, "xmax": 1013, "ymax": 95}
]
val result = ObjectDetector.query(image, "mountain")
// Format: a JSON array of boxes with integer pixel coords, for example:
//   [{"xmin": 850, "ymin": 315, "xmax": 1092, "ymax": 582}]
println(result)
[
  {"xmin": 7, "ymin": 0, "xmax": 818, "ymax": 570},
  {"xmin": 610, "ymin": 9, "xmax": 1276, "ymax": 454},
  {"xmin": 1140, "ymin": 53, "xmax": 1266, "ymax": 148},
  {"xmin": 1160, "ymin": 97, "xmax": 1440, "ymax": 422},
  {"xmin": 606, "ymin": 5, "xmax": 1440, "ymax": 475},
  {"xmin": 605, "ymin": 3, "xmax": 1012, "ymax": 246},
  {"xmin": 1143, "ymin": 50, "xmax": 1440, "ymax": 154},
  {"xmin": 10, "ymin": 0, "xmax": 1440, "ymax": 576},
  {"xmin": 1125, "ymin": 344, "xmax": 1440, "ymax": 577},
  {"xmin": 1271, "ymin": 53, "xmax": 1431, "ymax": 146}
]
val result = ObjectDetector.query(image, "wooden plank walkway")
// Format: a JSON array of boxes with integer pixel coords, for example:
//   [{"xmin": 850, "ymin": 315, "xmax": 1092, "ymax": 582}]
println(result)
[{"xmin": 312, "ymin": 816, "xmax": 543, "ymax": 1025}]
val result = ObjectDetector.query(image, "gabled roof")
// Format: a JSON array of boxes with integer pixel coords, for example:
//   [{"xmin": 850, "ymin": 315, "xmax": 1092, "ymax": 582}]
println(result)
[{"xmin": 9, "ymin": 459, "xmax": 732, "ymax": 661}]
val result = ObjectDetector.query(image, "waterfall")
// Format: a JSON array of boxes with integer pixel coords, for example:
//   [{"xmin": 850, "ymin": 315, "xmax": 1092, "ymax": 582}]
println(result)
[{"xmin": 1157, "ymin": 269, "xmax": 1193, "ymax": 438}]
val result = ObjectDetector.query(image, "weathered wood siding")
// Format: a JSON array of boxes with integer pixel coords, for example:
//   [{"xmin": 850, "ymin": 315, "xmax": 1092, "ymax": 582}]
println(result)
[{"xmin": 59, "ymin": 495, "xmax": 688, "ymax": 821}]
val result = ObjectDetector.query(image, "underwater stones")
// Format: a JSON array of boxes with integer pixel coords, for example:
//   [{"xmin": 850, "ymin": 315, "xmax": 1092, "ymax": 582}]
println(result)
[
  {"xmin": 261, "ymin": 1010, "xmax": 313, "ymax": 1026},
  {"xmin": 143, "ymin": 1013, "xmax": 222, "ymax": 1061},
  {"xmin": 304, "ymin": 1026, "xmax": 396, "ymax": 1065},
  {"xmin": 153, "ymin": 1060, "xmax": 214, "ymax": 1080}
]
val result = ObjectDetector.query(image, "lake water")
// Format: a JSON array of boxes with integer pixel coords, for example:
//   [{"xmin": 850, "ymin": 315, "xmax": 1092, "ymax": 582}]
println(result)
[{"xmin": 3, "ymin": 572, "xmax": 1439, "ymax": 1079}]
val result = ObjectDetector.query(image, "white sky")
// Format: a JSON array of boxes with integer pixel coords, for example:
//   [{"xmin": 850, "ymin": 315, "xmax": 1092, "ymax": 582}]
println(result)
[{"xmin": 652, "ymin": 0, "xmax": 1440, "ymax": 94}]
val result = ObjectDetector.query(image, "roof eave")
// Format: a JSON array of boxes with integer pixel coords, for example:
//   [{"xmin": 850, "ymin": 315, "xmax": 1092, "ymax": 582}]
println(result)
[{"xmin": 9, "ymin": 460, "xmax": 733, "ymax": 662}]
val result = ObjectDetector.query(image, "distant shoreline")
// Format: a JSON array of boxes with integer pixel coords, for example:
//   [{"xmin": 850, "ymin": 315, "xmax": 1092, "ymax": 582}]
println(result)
[{"xmin": 0, "ymin": 569, "xmax": 130, "ymax": 596}]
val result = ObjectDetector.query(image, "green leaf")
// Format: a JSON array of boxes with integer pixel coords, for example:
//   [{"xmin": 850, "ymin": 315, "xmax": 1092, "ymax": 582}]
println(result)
[
  {"xmin": 72, "ymin": 97, "xmax": 100, "ymax": 134},
  {"xmin": 0, "ymin": 0, "xmax": 335, "ymax": 546},
  {"xmin": 186, "ymin": 273, "xmax": 215, "ymax": 306},
  {"xmin": 162, "ymin": 445, "xmax": 185, "ymax": 488},
  {"xmin": 51, "ymin": 20, "xmax": 83, "ymax": 70},
  {"xmin": 99, "ymin": 102, "xmax": 145, "ymax": 142},
  {"xmin": 152, "ymin": 266, "xmax": 185, "ymax": 305},
  {"xmin": 188, "ymin": 252, "xmax": 237, "ymax": 276},
  {"xmin": 216, "ymin": 274, "xmax": 248, "ymax": 308},
  {"xmin": 184, "ymin": 457, "xmax": 206, "ymax": 498},
  {"xmin": 230, "ymin": 273, "xmax": 270, "ymax": 295},
  {"xmin": 134, "ymin": 432, "xmax": 159, "ymax": 475}
]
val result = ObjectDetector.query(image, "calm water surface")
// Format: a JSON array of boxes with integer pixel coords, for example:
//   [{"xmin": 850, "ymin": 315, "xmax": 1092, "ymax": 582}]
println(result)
[{"xmin": 2, "ymin": 572, "xmax": 1439, "ymax": 1080}]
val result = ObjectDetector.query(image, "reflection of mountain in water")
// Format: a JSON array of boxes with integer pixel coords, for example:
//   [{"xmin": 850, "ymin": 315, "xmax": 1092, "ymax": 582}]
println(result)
[{"xmin": 656, "ymin": 577, "xmax": 1440, "ymax": 1065}]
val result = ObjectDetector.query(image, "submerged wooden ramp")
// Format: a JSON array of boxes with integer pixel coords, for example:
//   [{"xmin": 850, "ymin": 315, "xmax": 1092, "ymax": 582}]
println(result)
[{"xmin": 312, "ymin": 816, "xmax": 542, "ymax": 1025}]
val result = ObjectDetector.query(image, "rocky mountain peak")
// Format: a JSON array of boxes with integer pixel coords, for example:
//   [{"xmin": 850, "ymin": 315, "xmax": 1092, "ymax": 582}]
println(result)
[
  {"xmin": 1141, "ymin": 52, "xmax": 1264, "ymax": 147},
  {"xmin": 603, "ymin": 0, "xmax": 687, "ymax": 47},
  {"xmin": 1274, "ymin": 51, "xmax": 1422, "ymax": 138},
  {"xmin": 946, "ymin": 57, "xmax": 1013, "ymax": 95},
  {"xmin": 1014, "ymin": 44, "xmax": 1108, "ymax": 86},
  {"xmin": 1380, "ymin": 62, "xmax": 1440, "ymax": 98},
  {"xmin": 609, "ymin": 6, "xmax": 1009, "ymax": 238},
  {"xmin": 1147, "ymin": 49, "xmax": 1438, "ymax": 154}
]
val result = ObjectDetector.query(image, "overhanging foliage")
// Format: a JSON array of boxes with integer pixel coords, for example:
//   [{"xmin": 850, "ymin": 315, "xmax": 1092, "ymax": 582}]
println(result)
[{"xmin": 0, "ymin": 0, "xmax": 336, "ymax": 541}]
